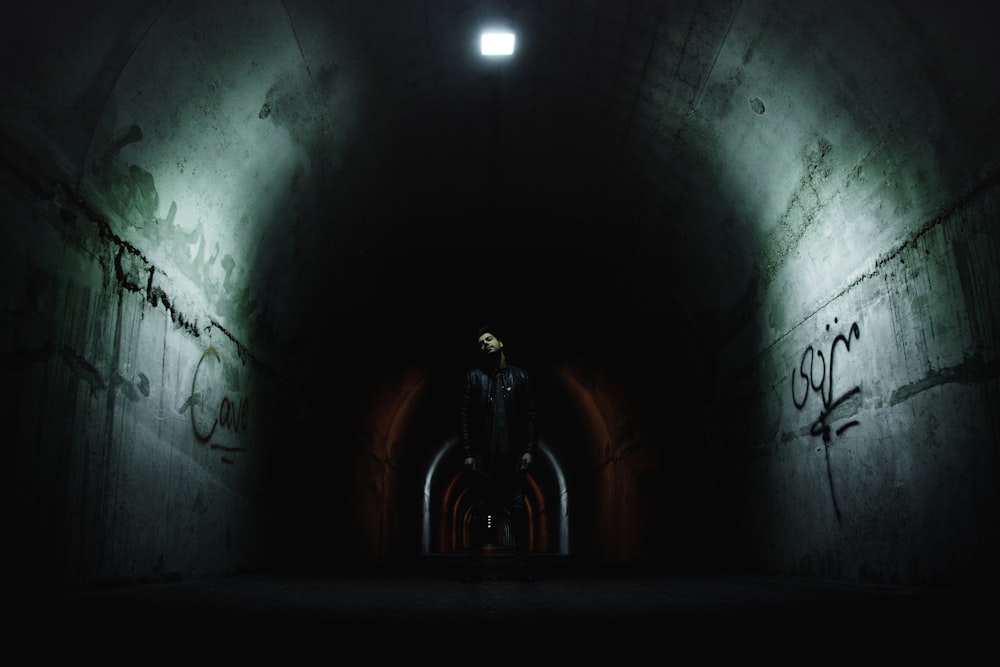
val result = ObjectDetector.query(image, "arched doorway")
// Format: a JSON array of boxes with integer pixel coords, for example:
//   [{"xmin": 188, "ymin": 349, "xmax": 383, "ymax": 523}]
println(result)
[{"xmin": 422, "ymin": 438, "xmax": 569, "ymax": 556}]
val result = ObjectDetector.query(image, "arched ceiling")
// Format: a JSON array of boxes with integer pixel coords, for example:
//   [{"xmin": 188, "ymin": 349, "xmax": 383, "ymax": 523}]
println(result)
[{"xmin": 3, "ymin": 0, "xmax": 997, "ymax": 387}]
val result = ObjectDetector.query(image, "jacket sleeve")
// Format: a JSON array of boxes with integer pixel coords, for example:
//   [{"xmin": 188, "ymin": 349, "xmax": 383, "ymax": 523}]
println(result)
[
  {"xmin": 459, "ymin": 370, "xmax": 475, "ymax": 459},
  {"xmin": 523, "ymin": 371, "xmax": 538, "ymax": 456}
]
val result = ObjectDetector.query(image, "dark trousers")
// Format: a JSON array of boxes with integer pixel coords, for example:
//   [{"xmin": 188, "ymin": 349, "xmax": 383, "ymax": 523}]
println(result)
[{"xmin": 467, "ymin": 466, "xmax": 529, "ymax": 564}]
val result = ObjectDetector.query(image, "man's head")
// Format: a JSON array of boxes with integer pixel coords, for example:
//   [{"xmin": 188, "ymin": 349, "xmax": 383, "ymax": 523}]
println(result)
[{"xmin": 476, "ymin": 325, "xmax": 504, "ymax": 358}]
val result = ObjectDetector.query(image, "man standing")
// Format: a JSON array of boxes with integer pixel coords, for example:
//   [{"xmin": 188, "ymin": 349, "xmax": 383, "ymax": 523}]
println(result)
[{"xmin": 460, "ymin": 324, "xmax": 538, "ymax": 582}]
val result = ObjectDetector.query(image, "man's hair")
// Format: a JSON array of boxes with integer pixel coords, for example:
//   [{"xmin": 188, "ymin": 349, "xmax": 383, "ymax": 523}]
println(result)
[{"xmin": 477, "ymin": 324, "xmax": 502, "ymax": 341}]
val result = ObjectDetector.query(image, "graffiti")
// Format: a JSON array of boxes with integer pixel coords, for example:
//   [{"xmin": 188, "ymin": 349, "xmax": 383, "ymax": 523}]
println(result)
[
  {"xmin": 791, "ymin": 319, "xmax": 861, "ymax": 435},
  {"xmin": 190, "ymin": 347, "xmax": 250, "ymax": 461},
  {"xmin": 808, "ymin": 386, "xmax": 861, "ymax": 442},
  {"xmin": 791, "ymin": 319, "xmax": 861, "ymax": 521}
]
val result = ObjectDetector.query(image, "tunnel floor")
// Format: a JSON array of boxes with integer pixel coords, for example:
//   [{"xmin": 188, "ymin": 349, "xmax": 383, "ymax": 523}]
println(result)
[{"xmin": 21, "ymin": 556, "xmax": 990, "ymax": 657}]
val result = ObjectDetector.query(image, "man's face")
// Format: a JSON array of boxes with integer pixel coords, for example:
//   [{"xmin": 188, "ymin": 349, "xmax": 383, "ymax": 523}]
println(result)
[{"xmin": 478, "ymin": 333, "xmax": 503, "ymax": 356}]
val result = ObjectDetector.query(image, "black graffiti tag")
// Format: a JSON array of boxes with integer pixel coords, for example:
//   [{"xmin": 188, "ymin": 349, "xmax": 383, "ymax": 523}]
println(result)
[
  {"xmin": 190, "ymin": 347, "xmax": 250, "ymax": 447},
  {"xmin": 792, "ymin": 320, "xmax": 861, "ymax": 442},
  {"xmin": 791, "ymin": 320, "xmax": 861, "ymax": 521}
]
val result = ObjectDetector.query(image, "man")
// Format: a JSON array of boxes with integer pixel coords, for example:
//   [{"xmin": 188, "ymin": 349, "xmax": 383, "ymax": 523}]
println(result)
[{"xmin": 459, "ymin": 324, "xmax": 538, "ymax": 582}]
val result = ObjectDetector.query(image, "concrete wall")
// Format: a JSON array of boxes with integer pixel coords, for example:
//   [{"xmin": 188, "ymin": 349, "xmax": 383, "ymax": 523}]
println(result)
[
  {"xmin": 1, "ymin": 159, "xmax": 288, "ymax": 591},
  {"xmin": 723, "ymin": 181, "xmax": 999, "ymax": 586}
]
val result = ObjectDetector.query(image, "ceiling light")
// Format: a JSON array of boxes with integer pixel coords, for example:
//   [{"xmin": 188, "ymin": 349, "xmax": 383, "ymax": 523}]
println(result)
[{"xmin": 481, "ymin": 31, "xmax": 515, "ymax": 56}]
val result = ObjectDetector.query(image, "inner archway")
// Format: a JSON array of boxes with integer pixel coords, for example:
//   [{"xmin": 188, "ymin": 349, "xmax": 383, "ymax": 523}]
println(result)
[{"xmin": 423, "ymin": 439, "xmax": 568, "ymax": 556}]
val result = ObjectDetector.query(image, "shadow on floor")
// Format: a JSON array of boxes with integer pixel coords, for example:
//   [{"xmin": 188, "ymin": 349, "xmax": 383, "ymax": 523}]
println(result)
[{"xmin": 18, "ymin": 556, "xmax": 992, "ymax": 657}]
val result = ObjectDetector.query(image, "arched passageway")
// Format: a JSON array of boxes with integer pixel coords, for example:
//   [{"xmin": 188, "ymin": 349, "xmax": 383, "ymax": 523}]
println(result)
[
  {"xmin": 425, "ymin": 438, "xmax": 568, "ymax": 556},
  {"xmin": 1, "ymin": 0, "xmax": 997, "ymax": 600}
]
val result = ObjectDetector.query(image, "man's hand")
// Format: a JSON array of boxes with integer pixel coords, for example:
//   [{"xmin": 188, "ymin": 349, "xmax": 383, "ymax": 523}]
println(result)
[{"xmin": 520, "ymin": 452, "xmax": 533, "ymax": 471}]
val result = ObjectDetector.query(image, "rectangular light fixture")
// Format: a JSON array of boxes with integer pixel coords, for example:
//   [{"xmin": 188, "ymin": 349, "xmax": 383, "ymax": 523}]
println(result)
[{"xmin": 481, "ymin": 31, "xmax": 515, "ymax": 56}]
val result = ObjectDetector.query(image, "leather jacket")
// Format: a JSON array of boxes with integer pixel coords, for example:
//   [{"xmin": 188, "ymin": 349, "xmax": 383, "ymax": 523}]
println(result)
[{"xmin": 460, "ymin": 364, "xmax": 537, "ymax": 473}]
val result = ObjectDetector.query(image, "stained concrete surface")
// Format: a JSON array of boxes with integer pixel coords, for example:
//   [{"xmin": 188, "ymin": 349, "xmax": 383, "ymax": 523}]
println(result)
[{"xmin": 18, "ymin": 557, "xmax": 991, "ymax": 658}]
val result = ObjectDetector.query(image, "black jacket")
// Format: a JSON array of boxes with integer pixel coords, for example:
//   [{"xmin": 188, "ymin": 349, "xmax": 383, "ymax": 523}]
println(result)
[{"xmin": 460, "ymin": 364, "xmax": 537, "ymax": 473}]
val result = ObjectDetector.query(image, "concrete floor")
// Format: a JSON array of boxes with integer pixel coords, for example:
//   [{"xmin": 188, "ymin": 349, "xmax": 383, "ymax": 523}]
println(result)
[{"xmin": 17, "ymin": 556, "xmax": 991, "ymax": 658}]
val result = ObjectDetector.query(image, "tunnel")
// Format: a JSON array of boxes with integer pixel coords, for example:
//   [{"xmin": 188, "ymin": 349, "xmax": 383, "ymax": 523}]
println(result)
[{"xmin": 2, "ymin": 0, "xmax": 998, "ymax": 649}]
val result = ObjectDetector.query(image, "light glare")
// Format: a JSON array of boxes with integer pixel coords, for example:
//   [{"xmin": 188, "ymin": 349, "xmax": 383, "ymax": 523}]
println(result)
[{"xmin": 481, "ymin": 31, "xmax": 515, "ymax": 56}]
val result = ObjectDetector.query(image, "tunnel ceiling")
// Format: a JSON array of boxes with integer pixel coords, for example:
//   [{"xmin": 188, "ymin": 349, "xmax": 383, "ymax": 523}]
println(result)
[{"xmin": 3, "ymin": 0, "xmax": 997, "ymax": 383}]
